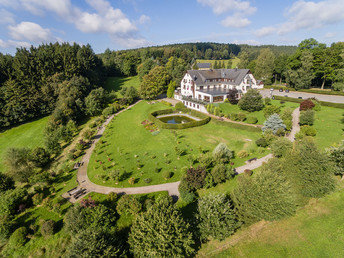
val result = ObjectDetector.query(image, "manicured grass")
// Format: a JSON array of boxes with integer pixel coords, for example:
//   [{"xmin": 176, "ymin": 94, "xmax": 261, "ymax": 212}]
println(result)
[
  {"xmin": 196, "ymin": 58, "xmax": 240, "ymax": 69},
  {"xmin": 103, "ymin": 76, "xmax": 140, "ymax": 96},
  {"xmin": 198, "ymin": 183, "xmax": 344, "ymax": 257},
  {"xmin": 313, "ymin": 106, "xmax": 344, "ymax": 149},
  {"xmin": 88, "ymin": 101, "xmax": 269, "ymax": 188},
  {"xmin": 0, "ymin": 116, "xmax": 49, "ymax": 172},
  {"xmin": 216, "ymin": 100, "xmax": 299, "ymax": 125}
]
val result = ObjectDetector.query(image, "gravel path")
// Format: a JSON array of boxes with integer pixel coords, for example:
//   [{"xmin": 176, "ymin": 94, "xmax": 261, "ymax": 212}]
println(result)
[{"xmin": 63, "ymin": 102, "xmax": 301, "ymax": 203}]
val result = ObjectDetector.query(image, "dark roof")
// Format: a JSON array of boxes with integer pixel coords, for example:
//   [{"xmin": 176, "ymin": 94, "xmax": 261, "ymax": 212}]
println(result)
[
  {"xmin": 197, "ymin": 63, "xmax": 211, "ymax": 69},
  {"xmin": 187, "ymin": 68, "xmax": 250, "ymax": 86},
  {"xmin": 197, "ymin": 88, "xmax": 243, "ymax": 96}
]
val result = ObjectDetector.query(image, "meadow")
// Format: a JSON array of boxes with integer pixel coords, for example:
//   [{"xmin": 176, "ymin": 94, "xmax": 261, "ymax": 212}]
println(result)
[
  {"xmin": 103, "ymin": 76, "xmax": 140, "ymax": 96},
  {"xmin": 196, "ymin": 57, "xmax": 240, "ymax": 68}
]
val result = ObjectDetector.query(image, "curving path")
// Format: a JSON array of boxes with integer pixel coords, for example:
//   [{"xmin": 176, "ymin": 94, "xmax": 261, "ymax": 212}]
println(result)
[{"xmin": 63, "ymin": 103, "xmax": 300, "ymax": 203}]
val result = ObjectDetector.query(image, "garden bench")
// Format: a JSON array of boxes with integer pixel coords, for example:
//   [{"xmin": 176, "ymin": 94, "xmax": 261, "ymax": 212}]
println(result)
[
  {"xmin": 247, "ymin": 157, "xmax": 257, "ymax": 163},
  {"xmin": 73, "ymin": 188, "xmax": 86, "ymax": 199}
]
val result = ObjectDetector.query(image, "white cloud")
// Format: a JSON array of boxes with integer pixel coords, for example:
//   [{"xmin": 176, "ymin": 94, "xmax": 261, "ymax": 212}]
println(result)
[
  {"xmin": 197, "ymin": 0, "xmax": 256, "ymax": 15},
  {"xmin": 254, "ymin": 26, "xmax": 276, "ymax": 37},
  {"xmin": 139, "ymin": 14, "xmax": 151, "ymax": 24},
  {"xmin": 8, "ymin": 22, "xmax": 55, "ymax": 43},
  {"xmin": 221, "ymin": 14, "xmax": 250, "ymax": 28},
  {"xmin": 325, "ymin": 32, "xmax": 335, "ymax": 38},
  {"xmin": 197, "ymin": 0, "xmax": 256, "ymax": 28},
  {"xmin": 0, "ymin": 0, "xmax": 148, "ymax": 48}
]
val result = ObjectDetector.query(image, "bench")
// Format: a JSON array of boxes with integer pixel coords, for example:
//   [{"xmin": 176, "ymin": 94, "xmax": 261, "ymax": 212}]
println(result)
[
  {"xmin": 247, "ymin": 157, "xmax": 257, "ymax": 163},
  {"xmin": 74, "ymin": 188, "xmax": 87, "ymax": 199}
]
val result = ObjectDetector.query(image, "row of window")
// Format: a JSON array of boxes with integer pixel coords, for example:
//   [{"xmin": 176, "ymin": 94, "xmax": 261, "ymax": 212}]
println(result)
[{"xmin": 183, "ymin": 101, "xmax": 200, "ymax": 109}]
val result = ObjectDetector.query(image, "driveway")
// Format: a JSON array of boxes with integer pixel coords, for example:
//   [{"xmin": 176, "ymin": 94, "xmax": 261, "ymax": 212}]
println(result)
[{"xmin": 260, "ymin": 89, "xmax": 344, "ymax": 104}]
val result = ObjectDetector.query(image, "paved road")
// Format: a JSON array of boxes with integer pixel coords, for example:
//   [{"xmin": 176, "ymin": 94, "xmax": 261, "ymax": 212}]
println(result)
[{"xmin": 261, "ymin": 89, "xmax": 344, "ymax": 104}]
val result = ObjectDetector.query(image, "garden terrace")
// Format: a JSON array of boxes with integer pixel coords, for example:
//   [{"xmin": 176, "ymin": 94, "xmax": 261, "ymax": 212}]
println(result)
[{"xmin": 87, "ymin": 101, "xmax": 270, "ymax": 188}]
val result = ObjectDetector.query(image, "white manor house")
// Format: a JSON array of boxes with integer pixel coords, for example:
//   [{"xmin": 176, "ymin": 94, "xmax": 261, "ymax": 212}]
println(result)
[{"xmin": 175, "ymin": 65, "xmax": 263, "ymax": 112}]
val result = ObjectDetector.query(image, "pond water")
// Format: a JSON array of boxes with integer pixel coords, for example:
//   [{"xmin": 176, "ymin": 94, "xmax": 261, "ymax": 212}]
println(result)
[{"xmin": 158, "ymin": 115, "xmax": 196, "ymax": 124}]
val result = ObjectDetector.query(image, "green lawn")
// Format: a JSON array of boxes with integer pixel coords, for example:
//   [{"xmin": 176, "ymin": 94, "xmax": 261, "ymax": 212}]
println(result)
[
  {"xmin": 196, "ymin": 58, "xmax": 240, "ymax": 69},
  {"xmin": 216, "ymin": 100, "xmax": 299, "ymax": 125},
  {"xmin": 87, "ymin": 101, "xmax": 269, "ymax": 188},
  {"xmin": 0, "ymin": 116, "xmax": 49, "ymax": 172},
  {"xmin": 313, "ymin": 106, "xmax": 344, "ymax": 149},
  {"xmin": 198, "ymin": 183, "xmax": 344, "ymax": 258},
  {"xmin": 103, "ymin": 76, "xmax": 140, "ymax": 96}
]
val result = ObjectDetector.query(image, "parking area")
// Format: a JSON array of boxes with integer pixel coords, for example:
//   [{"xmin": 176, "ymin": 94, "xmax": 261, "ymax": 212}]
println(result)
[{"xmin": 260, "ymin": 89, "xmax": 344, "ymax": 104}]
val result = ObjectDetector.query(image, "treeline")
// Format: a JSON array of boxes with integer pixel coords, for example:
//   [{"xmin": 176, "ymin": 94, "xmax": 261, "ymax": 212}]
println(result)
[
  {"xmin": 239, "ymin": 38, "xmax": 344, "ymax": 90},
  {"xmin": 0, "ymin": 43, "xmax": 104, "ymax": 128}
]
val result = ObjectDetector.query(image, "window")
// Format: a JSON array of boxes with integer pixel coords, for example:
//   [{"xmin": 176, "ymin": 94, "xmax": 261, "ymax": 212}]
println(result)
[
  {"xmin": 200, "ymin": 86, "xmax": 203, "ymax": 90},
  {"xmin": 193, "ymin": 104, "xmax": 195, "ymax": 107},
  {"xmin": 197, "ymin": 105, "xmax": 199, "ymax": 109}
]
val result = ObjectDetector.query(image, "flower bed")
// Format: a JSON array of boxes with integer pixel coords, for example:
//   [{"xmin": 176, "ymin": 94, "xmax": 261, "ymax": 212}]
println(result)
[{"xmin": 141, "ymin": 119, "xmax": 160, "ymax": 135}]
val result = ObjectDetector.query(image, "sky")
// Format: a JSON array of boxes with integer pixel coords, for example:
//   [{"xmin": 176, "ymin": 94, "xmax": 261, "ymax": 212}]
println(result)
[{"xmin": 0, "ymin": 0, "xmax": 344, "ymax": 54}]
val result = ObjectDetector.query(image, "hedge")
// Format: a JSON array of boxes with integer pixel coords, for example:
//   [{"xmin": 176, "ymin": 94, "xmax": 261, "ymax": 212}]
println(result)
[
  {"xmin": 297, "ymin": 89, "xmax": 344, "ymax": 96},
  {"xmin": 274, "ymin": 96, "xmax": 344, "ymax": 109},
  {"xmin": 213, "ymin": 119, "xmax": 262, "ymax": 132},
  {"xmin": 149, "ymin": 109, "xmax": 210, "ymax": 129}
]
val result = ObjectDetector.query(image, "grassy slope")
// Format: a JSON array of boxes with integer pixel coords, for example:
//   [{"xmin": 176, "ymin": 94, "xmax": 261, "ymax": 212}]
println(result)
[
  {"xmin": 103, "ymin": 76, "xmax": 140, "ymax": 97},
  {"xmin": 217, "ymin": 100, "xmax": 299, "ymax": 125},
  {"xmin": 87, "ymin": 101, "xmax": 269, "ymax": 187},
  {"xmin": 0, "ymin": 116, "xmax": 49, "ymax": 171},
  {"xmin": 198, "ymin": 184, "xmax": 344, "ymax": 258},
  {"xmin": 313, "ymin": 106, "xmax": 344, "ymax": 149},
  {"xmin": 196, "ymin": 58, "xmax": 240, "ymax": 69}
]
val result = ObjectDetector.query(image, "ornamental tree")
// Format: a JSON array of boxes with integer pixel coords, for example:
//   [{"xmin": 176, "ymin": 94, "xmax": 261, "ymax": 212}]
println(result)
[
  {"xmin": 197, "ymin": 194, "xmax": 240, "ymax": 241},
  {"xmin": 213, "ymin": 143, "xmax": 234, "ymax": 164},
  {"xmin": 262, "ymin": 114, "xmax": 286, "ymax": 134},
  {"xmin": 128, "ymin": 200, "xmax": 194, "ymax": 257},
  {"xmin": 238, "ymin": 89, "xmax": 264, "ymax": 112}
]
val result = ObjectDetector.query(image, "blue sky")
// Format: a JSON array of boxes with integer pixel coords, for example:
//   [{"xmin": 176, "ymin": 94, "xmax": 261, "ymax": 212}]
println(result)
[{"xmin": 0, "ymin": 0, "xmax": 344, "ymax": 54}]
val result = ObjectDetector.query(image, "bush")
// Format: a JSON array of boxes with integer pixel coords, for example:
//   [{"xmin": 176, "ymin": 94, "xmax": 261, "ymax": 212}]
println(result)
[
  {"xmin": 0, "ymin": 188, "xmax": 28, "ymax": 216},
  {"xmin": 270, "ymin": 138, "xmax": 293, "ymax": 157},
  {"xmin": 8, "ymin": 227, "xmax": 27, "ymax": 247},
  {"xmin": 163, "ymin": 171, "xmax": 172, "ymax": 179},
  {"xmin": 262, "ymin": 114, "xmax": 286, "ymax": 134},
  {"xmin": 175, "ymin": 102, "xmax": 186, "ymax": 110},
  {"xmin": 102, "ymin": 106, "xmax": 115, "ymax": 117},
  {"xmin": 211, "ymin": 164, "xmax": 228, "ymax": 184},
  {"xmin": 213, "ymin": 143, "xmax": 234, "ymax": 164},
  {"xmin": 116, "ymin": 195, "xmax": 142, "ymax": 215},
  {"xmin": 233, "ymin": 166, "xmax": 298, "ymax": 224},
  {"xmin": 329, "ymin": 144, "xmax": 344, "ymax": 176},
  {"xmin": 300, "ymin": 99, "xmax": 315, "ymax": 111},
  {"xmin": 300, "ymin": 125, "xmax": 317, "ymax": 136},
  {"xmin": 183, "ymin": 166, "xmax": 207, "ymax": 190},
  {"xmin": 32, "ymin": 192, "xmax": 44, "ymax": 206},
  {"xmin": 244, "ymin": 169, "xmax": 253, "ymax": 176},
  {"xmin": 237, "ymin": 112, "xmax": 246, "ymax": 121},
  {"xmin": 0, "ymin": 172, "xmax": 14, "ymax": 193},
  {"xmin": 41, "ymin": 220, "xmax": 55, "ymax": 237},
  {"xmin": 264, "ymin": 97, "xmax": 271, "ymax": 105},
  {"xmin": 144, "ymin": 178, "xmax": 152, "ymax": 184},
  {"xmin": 197, "ymin": 194, "xmax": 240, "ymax": 241},
  {"xmin": 246, "ymin": 116, "xmax": 258, "ymax": 124},
  {"xmin": 179, "ymin": 183, "xmax": 197, "ymax": 203},
  {"xmin": 237, "ymin": 150, "xmax": 248, "ymax": 158},
  {"xmin": 255, "ymin": 138, "xmax": 268, "ymax": 147},
  {"xmin": 299, "ymin": 110, "xmax": 315, "ymax": 126},
  {"xmin": 128, "ymin": 201, "xmax": 194, "ymax": 257},
  {"xmin": 238, "ymin": 89, "xmax": 264, "ymax": 112},
  {"xmin": 263, "ymin": 105, "xmax": 281, "ymax": 118}
]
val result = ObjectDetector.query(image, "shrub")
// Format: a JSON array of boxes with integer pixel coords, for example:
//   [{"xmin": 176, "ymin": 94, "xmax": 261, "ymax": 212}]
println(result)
[
  {"xmin": 128, "ymin": 177, "xmax": 136, "ymax": 185},
  {"xmin": 233, "ymin": 166, "xmax": 298, "ymax": 224},
  {"xmin": 300, "ymin": 125, "xmax": 317, "ymax": 136},
  {"xmin": 8, "ymin": 227, "xmax": 27, "ymax": 247},
  {"xmin": 275, "ymin": 127, "xmax": 286, "ymax": 136},
  {"xmin": 230, "ymin": 113, "xmax": 238, "ymax": 121},
  {"xmin": 300, "ymin": 99, "xmax": 315, "ymax": 111},
  {"xmin": 213, "ymin": 143, "xmax": 234, "ymax": 164},
  {"xmin": 246, "ymin": 116, "xmax": 258, "ymax": 124},
  {"xmin": 328, "ymin": 144, "xmax": 344, "ymax": 176},
  {"xmin": 0, "ymin": 214, "xmax": 14, "ymax": 241},
  {"xmin": 0, "ymin": 172, "xmax": 14, "ymax": 192},
  {"xmin": 211, "ymin": 164, "xmax": 228, "ymax": 184},
  {"xmin": 237, "ymin": 150, "xmax": 248, "ymax": 158},
  {"xmin": 178, "ymin": 180, "xmax": 197, "ymax": 203},
  {"xmin": 197, "ymin": 194, "xmax": 240, "ymax": 241},
  {"xmin": 238, "ymin": 89, "xmax": 264, "ymax": 112},
  {"xmin": 163, "ymin": 171, "xmax": 172, "ymax": 179},
  {"xmin": 237, "ymin": 112, "xmax": 246, "ymax": 121},
  {"xmin": 183, "ymin": 166, "xmax": 207, "ymax": 190},
  {"xmin": 255, "ymin": 138, "xmax": 268, "ymax": 147},
  {"xmin": 244, "ymin": 169, "xmax": 253, "ymax": 176},
  {"xmin": 144, "ymin": 178, "xmax": 152, "ymax": 184},
  {"xmin": 107, "ymin": 192, "xmax": 119, "ymax": 203},
  {"xmin": 263, "ymin": 105, "xmax": 281, "ymax": 118},
  {"xmin": 0, "ymin": 188, "xmax": 28, "ymax": 216},
  {"xmin": 41, "ymin": 220, "xmax": 55, "ymax": 237},
  {"xmin": 270, "ymin": 138, "xmax": 293, "ymax": 157},
  {"xmin": 262, "ymin": 114, "xmax": 286, "ymax": 134},
  {"xmin": 32, "ymin": 192, "xmax": 44, "ymax": 206},
  {"xmin": 175, "ymin": 102, "xmax": 186, "ymax": 110},
  {"xmin": 264, "ymin": 97, "xmax": 271, "ymax": 105},
  {"xmin": 299, "ymin": 110, "xmax": 315, "ymax": 125},
  {"xmin": 102, "ymin": 106, "xmax": 115, "ymax": 117},
  {"xmin": 128, "ymin": 201, "xmax": 194, "ymax": 257},
  {"xmin": 116, "ymin": 195, "xmax": 142, "ymax": 215}
]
